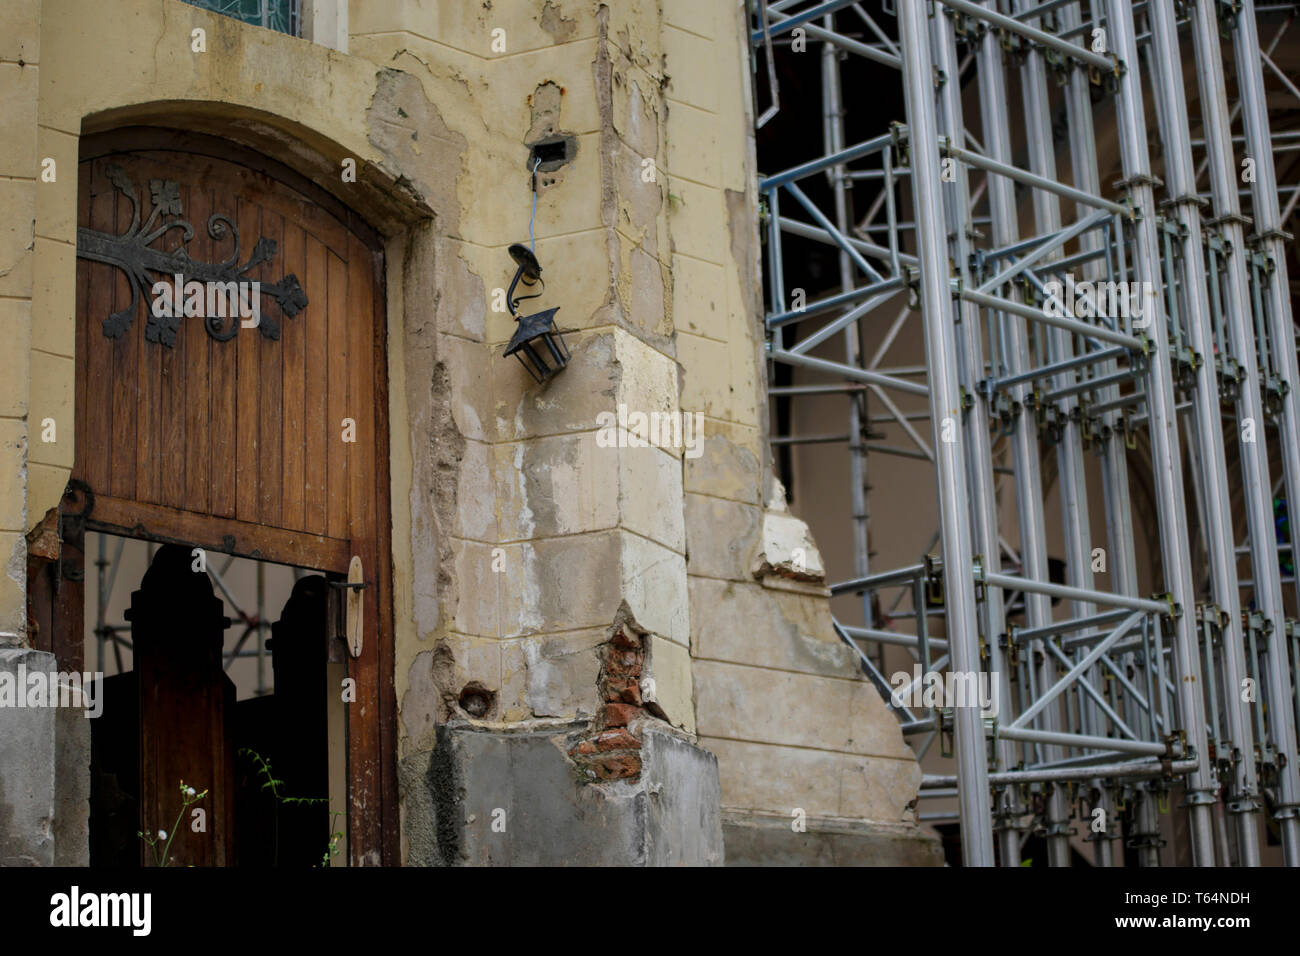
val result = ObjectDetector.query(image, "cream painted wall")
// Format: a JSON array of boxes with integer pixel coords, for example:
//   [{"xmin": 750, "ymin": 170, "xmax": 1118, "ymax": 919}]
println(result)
[{"xmin": 3, "ymin": 0, "xmax": 933, "ymax": 863}]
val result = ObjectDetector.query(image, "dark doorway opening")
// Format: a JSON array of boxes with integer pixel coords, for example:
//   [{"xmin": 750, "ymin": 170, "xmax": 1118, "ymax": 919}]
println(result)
[{"xmin": 87, "ymin": 534, "xmax": 346, "ymax": 867}]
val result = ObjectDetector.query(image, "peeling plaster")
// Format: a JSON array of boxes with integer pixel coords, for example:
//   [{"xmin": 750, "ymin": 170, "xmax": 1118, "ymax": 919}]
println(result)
[{"xmin": 539, "ymin": 2, "xmax": 579, "ymax": 44}]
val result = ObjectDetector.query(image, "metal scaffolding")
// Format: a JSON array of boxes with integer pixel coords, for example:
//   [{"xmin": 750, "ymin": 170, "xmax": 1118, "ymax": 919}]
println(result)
[{"xmin": 752, "ymin": 0, "xmax": 1300, "ymax": 865}]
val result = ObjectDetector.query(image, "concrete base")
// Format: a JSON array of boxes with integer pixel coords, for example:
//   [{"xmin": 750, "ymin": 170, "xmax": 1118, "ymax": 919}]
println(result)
[
  {"xmin": 0, "ymin": 649, "xmax": 57, "ymax": 866},
  {"xmin": 400, "ymin": 721, "xmax": 724, "ymax": 866},
  {"xmin": 53, "ymin": 702, "xmax": 90, "ymax": 866},
  {"xmin": 722, "ymin": 809, "xmax": 945, "ymax": 866}
]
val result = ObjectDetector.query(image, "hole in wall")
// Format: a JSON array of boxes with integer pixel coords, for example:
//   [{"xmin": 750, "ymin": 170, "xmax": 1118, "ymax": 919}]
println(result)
[
  {"xmin": 527, "ymin": 134, "xmax": 577, "ymax": 173},
  {"xmin": 458, "ymin": 682, "xmax": 496, "ymax": 718}
]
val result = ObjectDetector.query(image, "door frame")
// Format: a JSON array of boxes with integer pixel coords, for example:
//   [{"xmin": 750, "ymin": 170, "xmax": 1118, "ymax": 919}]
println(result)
[{"xmin": 54, "ymin": 127, "xmax": 399, "ymax": 866}]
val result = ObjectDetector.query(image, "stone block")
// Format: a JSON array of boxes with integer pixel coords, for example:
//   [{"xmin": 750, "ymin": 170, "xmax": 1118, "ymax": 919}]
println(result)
[
  {"xmin": 493, "ymin": 432, "xmax": 618, "ymax": 542},
  {"xmin": 701, "ymin": 735, "xmax": 921, "ymax": 822},
  {"xmin": 34, "ymin": 127, "xmax": 77, "ymax": 244},
  {"xmin": 451, "ymin": 539, "xmax": 501, "ymax": 638},
  {"xmin": 752, "ymin": 509, "xmax": 827, "ymax": 581},
  {"xmin": 30, "ymin": 235, "xmax": 74, "ymax": 359},
  {"xmin": 676, "ymin": 331, "xmax": 733, "ymax": 420},
  {"xmin": 663, "ymin": 0, "xmax": 717, "ymax": 41},
  {"xmin": 493, "ymin": 330, "xmax": 621, "ymax": 441},
  {"xmin": 0, "ymin": 532, "xmax": 24, "ymax": 640},
  {"xmin": 0, "ymin": 648, "xmax": 57, "ymax": 866},
  {"xmin": 620, "ymin": 533, "xmax": 689, "ymax": 645},
  {"xmin": 684, "ymin": 493, "xmax": 760, "ymax": 581},
  {"xmin": 693, "ymin": 659, "xmax": 914, "ymax": 759},
  {"xmin": 611, "ymin": 68, "xmax": 661, "ymax": 164},
  {"xmin": 353, "ymin": 0, "xmax": 597, "ymax": 58},
  {"xmin": 26, "ymin": 464, "xmax": 67, "ymax": 536},
  {"xmin": 644, "ymin": 633, "xmax": 694, "ymax": 733},
  {"xmin": 54, "ymin": 702, "xmax": 90, "ymax": 865},
  {"xmin": 437, "ymin": 333, "xmax": 493, "ymax": 443},
  {"xmin": 0, "ymin": 421, "xmax": 26, "ymax": 532},
  {"xmin": 663, "ymin": 25, "xmax": 718, "ymax": 114},
  {"xmin": 502, "ymin": 628, "xmax": 606, "ymax": 721},
  {"xmin": 27, "ymin": 351, "xmax": 72, "ymax": 469},
  {"xmin": 498, "ymin": 531, "xmax": 623, "ymax": 637},
  {"xmin": 0, "ymin": 298, "xmax": 31, "ymax": 418},
  {"xmin": 667, "ymin": 100, "xmax": 719, "ymax": 187},
  {"xmin": 619, "ymin": 239, "xmax": 671, "ymax": 344},
  {"xmin": 400, "ymin": 722, "xmax": 722, "ymax": 865},
  {"xmin": 612, "ymin": 139, "xmax": 665, "ymax": 259},
  {"xmin": 0, "ymin": 181, "xmax": 34, "ymax": 298},
  {"xmin": 722, "ymin": 810, "xmax": 944, "ymax": 866},
  {"xmin": 682, "ymin": 420, "xmax": 761, "ymax": 504},
  {"xmin": 454, "ymin": 439, "xmax": 497, "ymax": 543},
  {"xmin": 484, "ymin": 229, "xmax": 610, "ymax": 347},
  {"xmin": 0, "ymin": 0, "xmax": 39, "ymax": 64},
  {"xmin": 0, "ymin": 63, "xmax": 37, "ymax": 178},
  {"xmin": 671, "ymin": 252, "xmax": 726, "ymax": 341},
  {"xmin": 689, "ymin": 577, "xmax": 856, "ymax": 677},
  {"xmin": 617, "ymin": 441, "xmax": 684, "ymax": 553}
]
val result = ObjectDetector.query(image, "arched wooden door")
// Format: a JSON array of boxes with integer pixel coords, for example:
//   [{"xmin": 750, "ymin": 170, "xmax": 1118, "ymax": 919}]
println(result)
[{"xmin": 67, "ymin": 128, "xmax": 396, "ymax": 865}]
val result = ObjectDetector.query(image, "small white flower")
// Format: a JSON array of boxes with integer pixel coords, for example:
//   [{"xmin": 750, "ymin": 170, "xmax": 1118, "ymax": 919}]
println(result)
[
  {"xmin": 157, "ymin": 829, "xmax": 167, "ymax": 840},
  {"xmin": 185, "ymin": 786, "xmax": 196, "ymax": 797}
]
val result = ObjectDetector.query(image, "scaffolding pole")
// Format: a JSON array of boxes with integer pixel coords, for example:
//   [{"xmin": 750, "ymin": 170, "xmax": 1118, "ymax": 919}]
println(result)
[
  {"xmin": 899, "ymin": 0, "xmax": 996, "ymax": 866},
  {"xmin": 752, "ymin": 0, "xmax": 1300, "ymax": 867}
]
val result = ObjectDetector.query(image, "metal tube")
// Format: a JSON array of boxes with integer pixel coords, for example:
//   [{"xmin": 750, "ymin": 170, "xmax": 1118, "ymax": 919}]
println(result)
[
  {"xmin": 777, "ymin": 215, "xmax": 919, "ymax": 267},
  {"xmin": 974, "ymin": 0, "xmax": 1056, "ymax": 863},
  {"xmin": 788, "ymin": 281, "xmax": 906, "ymax": 353},
  {"xmin": 1010, "ymin": 612, "xmax": 1143, "ymax": 730},
  {"xmin": 820, "ymin": 13, "xmax": 878, "ymax": 652},
  {"xmin": 767, "ymin": 8, "xmax": 903, "ymax": 68},
  {"xmin": 831, "ymin": 562, "xmax": 927, "ymax": 594},
  {"xmin": 923, "ymin": 759, "xmax": 1197, "ymax": 787},
  {"xmin": 941, "ymin": 142, "xmax": 1129, "ymax": 216},
  {"xmin": 989, "ymin": 344, "xmax": 1127, "ymax": 391},
  {"xmin": 898, "ymin": 0, "xmax": 994, "ymax": 866},
  {"xmin": 760, "ymin": 133, "xmax": 893, "ymax": 189},
  {"xmin": 931, "ymin": 5, "xmax": 1019, "ymax": 864},
  {"xmin": 939, "ymin": 0, "xmax": 1116, "ymax": 70},
  {"xmin": 982, "ymin": 570, "xmax": 1167, "ymax": 613},
  {"xmin": 1104, "ymin": 0, "xmax": 1217, "ymax": 866},
  {"xmin": 1011, "ymin": 607, "xmax": 1135, "ymax": 644},
  {"xmin": 1232, "ymin": 0, "xmax": 1300, "ymax": 865},
  {"xmin": 999, "ymin": 725, "xmax": 1172, "ymax": 756},
  {"xmin": 960, "ymin": 287, "xmax": 1143, "ymax": 350},
  {"xmin": 974, "ymin": 209, "xmax": 1113, "ymax": 294},
  {"xmin": 1164, "ymin": 0, "xmax": 1264, "ymax": 863},
  {"xmin": 839, "ymin": 625, "xmax": 950, "ymax": 652},
  {"xmin": 769, "ymin": 348, "xmax": 928, "ymax": 396}
]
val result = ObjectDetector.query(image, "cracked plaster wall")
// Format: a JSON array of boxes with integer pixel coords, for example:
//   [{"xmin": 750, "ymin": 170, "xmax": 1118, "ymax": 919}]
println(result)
[{"xmin": 4, "ymin": 0, "xmax": 932, "ymax": 864}]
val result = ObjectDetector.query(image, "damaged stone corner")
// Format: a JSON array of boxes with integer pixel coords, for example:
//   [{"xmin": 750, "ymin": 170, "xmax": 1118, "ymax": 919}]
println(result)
[{"xmin": 747, "ymin": 476, "xmax": 831, "ymax": 595}]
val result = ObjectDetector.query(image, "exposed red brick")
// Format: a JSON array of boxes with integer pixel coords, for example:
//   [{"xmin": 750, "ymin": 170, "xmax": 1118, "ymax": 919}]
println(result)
[
  {"xmin": 595, "ymin": 729, "xmax": 641, "ymax": 751},
  {"xmin": 570, "ymin": 739, "xmax": 598, "ymax": 756},
  {"xmin": 604, "ymin": 702, "xmax": 638, "ymax": 727},
  {"xmin": 609, "ymin": 628, "xmax": 640, "ymax": 650},
  {"xmin": 590, "ymin": 753, "xmax": 642, "ymax": 780},
  {"xmin": 605, "ymin": 648, "xmax": 642, "ymax": 679},
  {"xmin": 605, "ymin": 677, "xmax": 635, "ymax": 702},
  {"xmin": 619, "ymin": 682, "xmax": 643, "ymax": 706}
]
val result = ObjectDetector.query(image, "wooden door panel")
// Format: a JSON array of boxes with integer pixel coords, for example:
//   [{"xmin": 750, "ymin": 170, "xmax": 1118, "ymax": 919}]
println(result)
[
  {"xmin": 75, "ymin": 148, "xmax": 379, "ymax": 571},
  {"xmin": 74, "ymin": 132, "xmax": 397, "ymax": 866}
]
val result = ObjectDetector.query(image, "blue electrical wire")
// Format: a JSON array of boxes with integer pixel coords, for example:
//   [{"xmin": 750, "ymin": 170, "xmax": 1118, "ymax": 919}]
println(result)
[{"xmin": 529, "ymin": 156, "xmax": 542, "ymax": 252}]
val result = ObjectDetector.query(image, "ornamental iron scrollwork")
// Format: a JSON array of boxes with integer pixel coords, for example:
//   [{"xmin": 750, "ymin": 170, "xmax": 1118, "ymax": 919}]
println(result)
[{"xmin": 75, "ymin": 164, "xmax": 308, "ymax": 347}]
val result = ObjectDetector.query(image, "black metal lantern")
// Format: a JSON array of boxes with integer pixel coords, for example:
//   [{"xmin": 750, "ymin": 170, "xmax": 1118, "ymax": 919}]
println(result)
[{"xmin": 503, "ymin": 243, "xmax": 570, "ymax": 383}]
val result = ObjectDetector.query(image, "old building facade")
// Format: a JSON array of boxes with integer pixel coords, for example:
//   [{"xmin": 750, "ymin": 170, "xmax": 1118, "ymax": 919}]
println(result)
[{"xmin": 0, "ymin": 0, "xmax": 937, "ymax": 866}]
